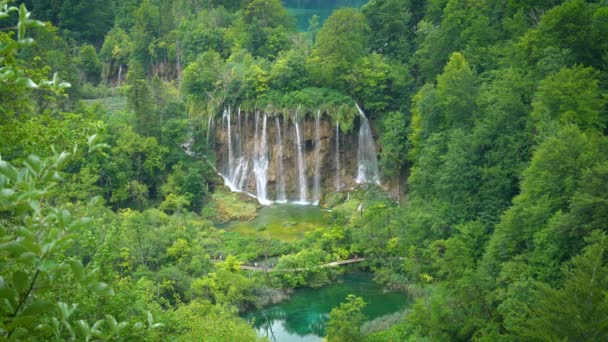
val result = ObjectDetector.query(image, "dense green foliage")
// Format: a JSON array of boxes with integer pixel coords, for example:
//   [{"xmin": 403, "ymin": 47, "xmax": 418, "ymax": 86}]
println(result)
[
  {"xmin": 327, "ymin": 295, "xmax": 367, "ymax": 342},
  {"xmin": 2, "ymin": 0, "xmax": 608, "ymax": 340}
]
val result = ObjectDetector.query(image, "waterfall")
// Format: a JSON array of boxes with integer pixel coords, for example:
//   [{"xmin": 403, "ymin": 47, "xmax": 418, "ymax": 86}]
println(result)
[
  {"xmin": 275, "ymin": 117, "xmax": 287, "ymax": 202},
  {"xmin": 355, "ymin": 103, "xmax": 380, "ymax": 184},
  {"xmin": 206, "ymin": 114, "xmax": 213, "ymax": 148},
  {"xmin": 313, "ymin": 110, "xmax": 322, "ymax": 204},
  {"xmin": 221, "ymin": 108, "xmax": 232, "ymax": 178},
  {"xmin": 236, "ymin": 107, "xmax": 242, "ymax": 162},
  {"xmin": 240, "ymin": 111, "xmax": 250, "ymax": 190},
  {"xmin": 215, "ymin": 105, "xmax": 380, "ymax": 206},
  {"xmin": 227, "ymin": 107, "xmax": 234, "ymax": 180},
  {"xmin": 335, "ymin": 120, "xmax": 341, "ymax": 191},
  {"xmin": 220, "ymin": 107, "xmax": 242, "ymax": 193},
  {"xmin": 231, "ymin": 109, "xmax": 249, "ymax": 191},
  {"xmin": 294, "ymin": 112, "xmax": 308, "ymax": 204},
  {"xmin": 253, "ymin": 113, "xmax": 271, "ymax": 205}
]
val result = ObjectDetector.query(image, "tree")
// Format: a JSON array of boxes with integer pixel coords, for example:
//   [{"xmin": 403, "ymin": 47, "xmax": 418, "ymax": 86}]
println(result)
[
  {"xmin": 308, "ymin": 8, "xmax": 370, "ymax": 90},
  {"xmin": 379, "ymin": 111, "xmax": 409, "ymax": 184},
  {"xmin": 515, "ymin": 231, "xmax": 608, "ymax": 341},
  {"xmin": 76, "ymin": 44, "xmax": 101, "ymax": 84},
  {"xmin": 308, "ymin": 14, "xmax": 319, "ymax": 43},
  {"xmin": 242, "ymin": 0, "xmax": 290, "ymax": 29},
  {"xmin": 126, "ymin": 60, "xmax": 157, "ymax": 138},
  {"xmin": 484, "ymin": 125, "xmax": 607, "ymax": 275},
  {"xmin": 99, "ymin": 27, "xmax": 131, "ymax": 85},
  {"xmin": 531, "ymin": 65, "xmax": 606, "ymax": 135},
  {"xmin": 238, "ymin": 0, "xmax": 293, "ymax": 59},
  {"xmin": 0, "ymin": 141, "xmax": 137, "ymax": 340},
  {"xmin": 111, "ymin": 0, "xmax": 140, "ymax": 30},
  {"xmin": 327, "ymin": 295, "xmax": 367, "ymax": 342},
  {"xmin": 181, "ymin": 50, "xmax": 223, "ymax": 101},
  {"xmin": 269, "ymin": 48, "xmax": 309, "ymax": 92},
  {"xmin": 191, "ymin": 256, "xmax": 254, "ymax": 307},
  {"xmin": 273, "ymin": 249, "xmax": 331, "ymax": 288},
  {"xmin": 346, "ymin": 53, "xmax": 392, "ymax": 113},
  {"xmin": 415, "ymin": 0, "xmax": 498, "ymax": 82},
  {"xmin": 362, "ymin": 0, "xmax": 413, "ymax": 62},
  {"xmin": 435, "ymin": 52, "xmax": 477, "ymax": 129},
  {"xmin": 58, "ymin": 0, "xmax": 113, "ymax": 46}
]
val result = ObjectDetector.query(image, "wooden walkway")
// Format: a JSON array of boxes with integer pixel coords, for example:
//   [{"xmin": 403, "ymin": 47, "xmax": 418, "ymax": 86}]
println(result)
[{"xmin": 240, "ymin": 257, "xmax": 367, "ymax": 272}]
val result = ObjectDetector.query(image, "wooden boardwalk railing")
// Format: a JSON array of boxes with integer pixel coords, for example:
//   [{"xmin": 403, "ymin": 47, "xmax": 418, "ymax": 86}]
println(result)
[{"xmin": 240, "ymin": 257, "xmax": 367, "ymax": 272}]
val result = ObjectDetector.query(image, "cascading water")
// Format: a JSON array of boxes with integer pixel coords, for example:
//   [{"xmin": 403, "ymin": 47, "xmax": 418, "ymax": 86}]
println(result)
[
  {"xmin": 220, "ymin": 106, "xmax": 244, "ymax": 193},
  {"xmin": 117, "ymin": 65, "xmax": 122, "ymax": 86},
  {"xmin": 253, "ymin": 113, "xmax": 271, "ymax": 205},
  {"xmin": 239, "ymin": 111, "xmax": 250, "ymax": 190},
  {"xmin": 355, "ymin": 103, "xmax": 380, "ymax": 184},
  {"xmin": 220, "ymin": 106, "xmax": 250, "ymax": 195},
  {"xmin": 335, "ymin": 120, "xmax": 341, "ymax": 191},
  {"xmin": 226, "ymin": 107, "xmax": 234, "ymax": 178},
  {"xmin": 313, "ymin": 110, "xmax": 322, "ymax": 204},
  {"xmin": 230, "ymin": 109, "xmax": 248, "ymax": 191},
  {"xmin": 216, "ymin": 104, "xmax": 381, "ymax": 205},
  {"xmin": 236, "ymin": 107, "xmax": 242, "ymax": 162},
  {"xmin": 294, "ymin": 112, "xmax": 308, "ymax": 204},
  {"xmin": 275, "ymin": 117, "xmax": 287, "ymax": 202},
  {"xmin": 206, "ymin": 114, "xmax": 213, "ymax": 147}
]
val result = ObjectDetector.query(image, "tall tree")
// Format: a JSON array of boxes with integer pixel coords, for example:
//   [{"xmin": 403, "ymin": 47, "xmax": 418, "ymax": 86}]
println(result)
[
  {"xmin": 362, "ymin": 0, "xmax": 414, "ymax": 62},
  {"xmin": 58, "ymin": 0, "xmax": 114, "ymax": 46},
  {"xmin": 308, "ymin": 8, "xmax": 370, "ymax": 90}
]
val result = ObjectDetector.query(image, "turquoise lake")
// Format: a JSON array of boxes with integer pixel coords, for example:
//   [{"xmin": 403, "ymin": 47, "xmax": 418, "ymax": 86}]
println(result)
[
  {"xmin": 283, "ymin": 0, "xmax": 369, "ymax": 31},
  {"xmin": 244, "ymin": 272, "xmax": 409, "ymax": 341}
]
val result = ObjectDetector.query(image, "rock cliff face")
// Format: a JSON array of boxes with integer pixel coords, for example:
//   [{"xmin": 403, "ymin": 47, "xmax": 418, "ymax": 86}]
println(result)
[{"xmin": 212, "ymin": 108, "xmax": 375, "ymax": 204}]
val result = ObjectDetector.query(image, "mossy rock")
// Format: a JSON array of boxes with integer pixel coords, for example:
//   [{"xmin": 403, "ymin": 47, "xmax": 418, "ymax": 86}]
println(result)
[
  {"xmin": 202, "ymin": 187, "xmax": 260, "ymax": 222},
  {"xmin": 319, "ymin": 191, "xmax": 347, "ymax": 209}
]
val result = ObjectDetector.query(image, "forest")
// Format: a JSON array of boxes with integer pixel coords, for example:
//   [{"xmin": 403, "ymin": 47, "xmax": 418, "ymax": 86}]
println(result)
[{"xmin": 1, "ymin": 0, "xmax": 608, "ymax": 341}]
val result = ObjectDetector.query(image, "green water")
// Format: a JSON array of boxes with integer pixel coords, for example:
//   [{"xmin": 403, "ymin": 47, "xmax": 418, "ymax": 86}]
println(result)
[
  {"xmin": 283, "ymin": 0, "xmax": 369, "ymax": 31},
  {"xmin": 245, "ymin": 272, "xmax": 408, "ymax": 341},
  {"xmin": 219, "ymin": 204, "xmax": 331, "ymax": 242}
]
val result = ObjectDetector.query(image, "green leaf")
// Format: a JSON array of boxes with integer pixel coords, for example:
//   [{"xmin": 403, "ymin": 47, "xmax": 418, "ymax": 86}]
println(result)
[
  {"xmin": 105, "ymin": 314, "xmax": 118, "ymax": 334},
  {"xmin": 75, "ymin": 320, "xmax": 90, "ymax": 339},
  {"xmin": 0, "ymin": 276, "xmax": 18, "ymax": 306},
  {"xmin": 17, "ymin": 38, "xmax": 34, "ymax": 47},
  {"xmin": 0, "ymin": 188, "xmax": 15, "ymax": 198},
  {"xmin": 15, "ymin": 226, "xmax": 36, "ymax": 241},
  {"xmin": 0, "ymin": 240, "xmax": 27, "ymax": 256},
  {"xmin": 27, "ymin": 200, "xmax": 39, "ymax": 213},
  {"xmin": 23, "ymin": 19, "xmax": 44, "ymax": 28},
  {"xmin": 13, "ymin": 270, "xmax": 29, "ymax": 294},
  {"xmin": 17, "ymin": 252, "xmax": 38, "ymax": 266},
  {"xmin": 17, "ymin": 4, "xmax": 26, "ymax": 41},
  {"xmin": 19, "ymin": 300, "xmax": 54, "ymax": 317},
  {"xmin": 0, "ymin": 160, "xmax": 18, "ymax": 183},
  {"xmin": 92, "ymin": 319, "xmax": 104, "ymax": 332},
  {"xmin": 24, "ymin": 155, "xmax": 42, "ymax": 176},
  {"xmin": 91, "ymin": 282, "xmax": 114, "ymax": 297},
  {"xmin": 15, "ymin": 77, "xmax": 38, "ymax": 89},
  {"xmin": 38, "ymin": 259, "xmax": 58, "ymax": 274},
  {"xmin": 57, "ymin": 302, "xmax": 78, "ymax": 321},
  {"xmin": 54, "ymin": 152, "xmax": 70, "ymax": 170},
  {"xmin": 68, "ymin": 260, "xmax": 85, "ymax": 283},
  {"xmin": 117, "ymin": 321, "xmax": 128, "ymax": 334},
  {"xmin": 87, "ymin": 134, "xmax": 99, "ymax": 148}
]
